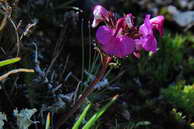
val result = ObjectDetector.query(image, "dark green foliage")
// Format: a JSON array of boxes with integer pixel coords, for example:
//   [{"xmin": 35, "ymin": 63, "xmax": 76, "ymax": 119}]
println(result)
[
  {"xmin": 124, "ymin": 33, "xmax": 194, "ymax": 90},
  {"xmin": 138, "ymin": 34, "xmax": 186, "ymax": 84},
  {"xmin": 161, "ymin": 83, "xmax": 194, "ymax": 116},
  {"xmin": 26, "ymin": 82, "xmax": 54, "ymax": 108},
  {"xmin": 170, "ymin": 108, "xmax": 186, "ymax": 122}
]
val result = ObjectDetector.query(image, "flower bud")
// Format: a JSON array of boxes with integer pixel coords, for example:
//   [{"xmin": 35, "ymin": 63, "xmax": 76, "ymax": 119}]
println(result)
[
  {"xmin": 124, "ymin": 13, "xmax": 134, "ymax": 29},
  {"xmin": 150, "ymin": 16, "xmax": 165, "ymax": 36},
  {"xmin": 92, "ymin": 5, "xmax": 109, "ymax": 28}
]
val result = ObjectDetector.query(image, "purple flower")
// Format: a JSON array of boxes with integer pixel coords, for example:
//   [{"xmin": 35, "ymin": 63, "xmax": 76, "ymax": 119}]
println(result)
[
  {"xmin": 92, "ymin": 5, "xmax": 164, "ymax": 57},
  {"xmin": 96, "ymin": 25, "xmax": 135, "ymax": 58},
  {"xmin": 138, "ymin": 15, "xmax": 157, "ymax": 52},
  {"xmin": 92, "ymin": 5, "xmax": 109, "ymax": 28}
]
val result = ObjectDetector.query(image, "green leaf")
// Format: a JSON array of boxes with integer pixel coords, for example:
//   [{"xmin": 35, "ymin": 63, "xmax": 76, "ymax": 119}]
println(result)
[
  {"xmin": 0, "ymin": 57, "xmax": 21, "ymax": 67},
  {"xmin": 82, "ymin": 95, "xmax": 119, "ymax": 129},
  {"xmin": 72, "ymin": 103, "xmax": 92, "ymax": 129}
]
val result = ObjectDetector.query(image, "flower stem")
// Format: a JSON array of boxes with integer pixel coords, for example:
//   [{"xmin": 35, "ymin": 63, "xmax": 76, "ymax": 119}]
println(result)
[{"xmin": 55, "ymin": 56, "xmax": 111, "ymax": 129}]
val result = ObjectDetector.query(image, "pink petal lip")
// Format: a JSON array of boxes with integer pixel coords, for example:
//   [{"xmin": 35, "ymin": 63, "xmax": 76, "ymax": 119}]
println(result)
[{"xmin": 96, "ymin": 26, "xmax": 135, "ymax": 58}]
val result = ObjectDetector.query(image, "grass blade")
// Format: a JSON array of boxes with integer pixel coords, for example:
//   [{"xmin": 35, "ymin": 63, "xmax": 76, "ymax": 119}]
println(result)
[
  {"xmin": 0, "ymin": 57, "xmax": 21, "ymax": 67},
  {"xmin": 72, "ymin": 103, "xmax": 92, "ymax": 129},
  {"xmin": 45, "ymin": 112, "xmax": 51, "ymax": 129},
  {"xmin": 82, "ymin": 95, "xmax": 119, "ymax": 129}
]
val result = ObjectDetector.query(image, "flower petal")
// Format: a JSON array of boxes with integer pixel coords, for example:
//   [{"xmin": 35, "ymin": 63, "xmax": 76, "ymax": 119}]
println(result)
[
  {"xmin": 142, "ymin": 35, "xmax": 157, "ymax": 52},
  {"xmin": 134, "ymin": 39, "xmax": 143, "ymax": 51},
  {"xmin": 96, "ymin": 26, "xmax": 135, "ymax": 57},
  {"xmin": 150, "ymin": 16, "xmax": 165, "ymax": 36},
  {"xmin": 139, "ymin": 15, "xmax": 153, "ymax": 36},
  {"xmin": 119, "ymin": 36, "xmax": 135, "ymax": 56},
  {"xmin": 96, "ymin": 26, "xmax": 113, "ymax": 45},
  {"xmin": 138, "ymin": 15, "xmax": 158, "ymax": 52},
  {"xmin": 101, "ymin": 35, "xmax": 135, "ymax": 58}
]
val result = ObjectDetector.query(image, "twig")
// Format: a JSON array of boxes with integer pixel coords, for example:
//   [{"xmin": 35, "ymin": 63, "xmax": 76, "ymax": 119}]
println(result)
[
  {"xmin": 58, "ymin": 54, "xmax": 70, "ymax": 82},
  {"xmin": 109, "ymin": 70, "xmax": 125, "ymax": 84},
  {"xmin": 73, "ymin": 81, "xmax": 82, "ymax": 105},
  {"xmin": 64, "ymin": 72, "xmax": 80, "ymax": 82},
  {"xmin": 0, "ymin": 13, "xmax": 7, "ymax": 31},
  {"xmin": 20, "ymin": 19, "xmax": 38, "ymax": 41},
  {"xmin": 81, "ymin": 18, "xmax": 85, "ymax": 81},
  {"xmin": 0, "ymin": 47, "xmax": 6, "ymax": 55},
  {"xmin": 45, "ymin": 27, "xmax": 66, "ymax": 77},
  {"xmin": 8, "ymin": 17, "xmax": 20, "ymax": 56},
  {"xmin": 0, "ymin": 68, "xmax": 34, "ymax": 81},
  {"xmin": 88, "ymin": 20, "xmax": 92, "ymax": 71}
]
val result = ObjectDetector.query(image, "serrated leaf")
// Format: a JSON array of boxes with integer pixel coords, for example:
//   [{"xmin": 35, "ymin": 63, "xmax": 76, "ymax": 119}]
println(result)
[
  {"xmin": 0, "ymin": 112, "xmax": 7, "ymax": 129},
  {"xmin": 14, "ymin": 108, "xmax": 37, "ymax": 129}
]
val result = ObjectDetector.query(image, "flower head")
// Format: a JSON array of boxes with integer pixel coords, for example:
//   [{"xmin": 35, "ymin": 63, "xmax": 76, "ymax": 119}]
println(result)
[
  {"xmin": 93, "ymin": 5, "xmax": 164, "ymax": 58},
  {"xmin": 92, "ymin": 5, "xmax": 109, "ymax": 28}
]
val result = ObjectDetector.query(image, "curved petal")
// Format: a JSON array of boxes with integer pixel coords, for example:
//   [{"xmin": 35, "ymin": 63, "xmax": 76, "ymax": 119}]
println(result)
[
  {"xmin": 101, "ymin": 35, "xmax": 135, "ymax": 58},
  {"xmin": 138, "ymin": 15, "xmax": 158, "ymax": 52},
  {"xmin": 139, "ymin": 15, "xmax": 153, "ymax": 36},
  {"xmin": 134, "ymin": 39, "xmax": 143, "ymax": 51},
  {"xmin": 96, "ymin": 26, "xmax": 113, "ymax": 45},
  {"xmin": 142, "ymin": 35, "xmax": 157, "ymax": 52},
  {"xmin": 119, "ymin": 36, "xmax": 135, "ymax": 56}
]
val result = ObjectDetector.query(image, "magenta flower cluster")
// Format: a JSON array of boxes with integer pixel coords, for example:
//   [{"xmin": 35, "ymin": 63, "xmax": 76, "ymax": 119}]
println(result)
[{"xmin": 92, "ymin": 5, "xmax": 164, "ymax": 58}]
